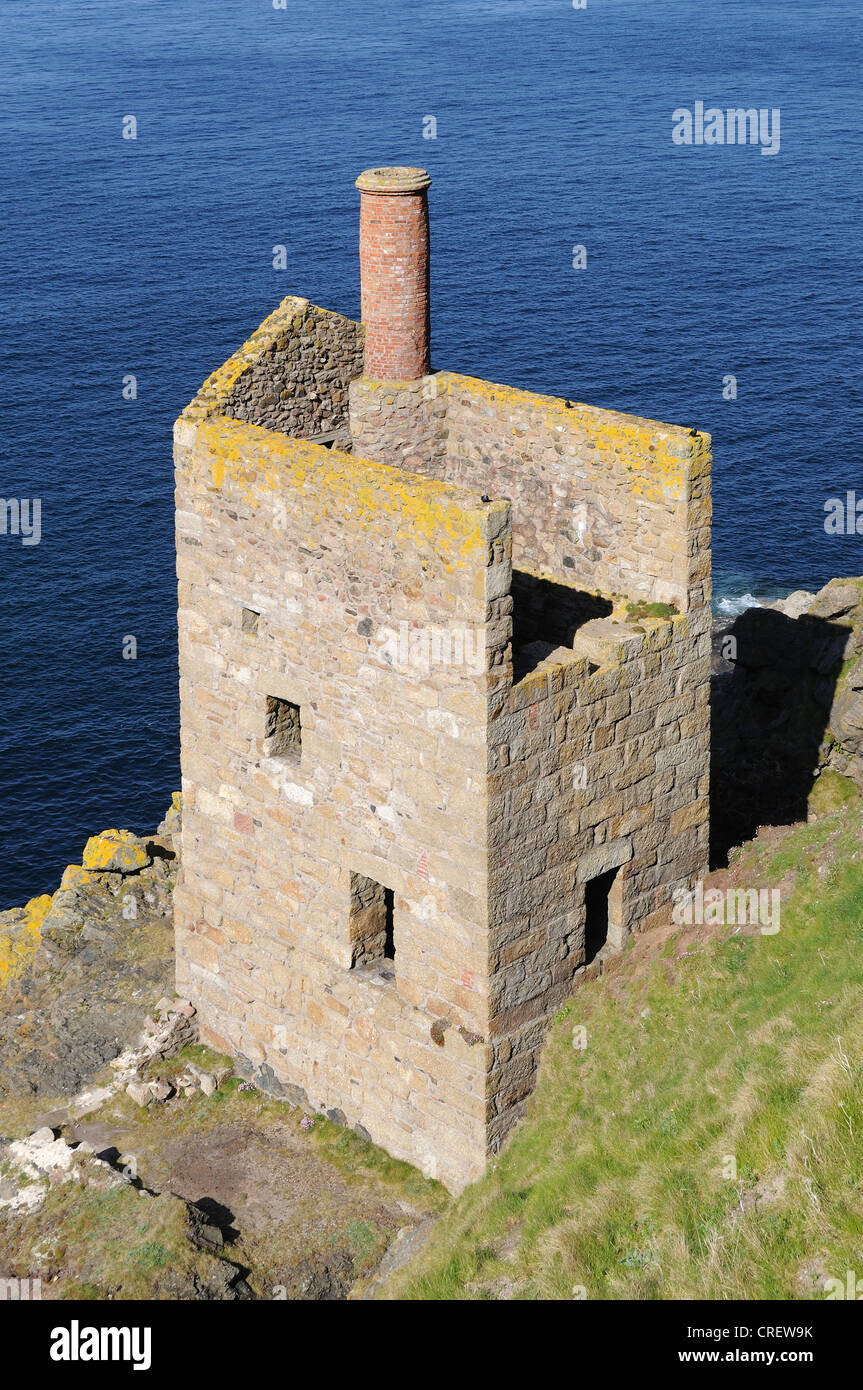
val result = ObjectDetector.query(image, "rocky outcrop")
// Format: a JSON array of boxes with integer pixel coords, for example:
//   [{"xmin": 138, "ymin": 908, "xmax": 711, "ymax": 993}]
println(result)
[
  {"xmin": 827, "ymin": 661, "xmax": 863, "ymax": 784},
  {"xmin": 157, "ymin": 791, "xmax": 182, "ymax": 854},
  {"xmin": 81, "ymin": 829, "xmax": 152, "ymax": 875},
  {"xmin": 711, "ymin": 579, "xmax": 863, "ymax": 862},
  {"xmin": 0, "ymin": 894, "xmax": 52, "ymax": 991},
  {"xmin": 0, "ymin": 799, "xmax": 181, "ymax": 1099}
]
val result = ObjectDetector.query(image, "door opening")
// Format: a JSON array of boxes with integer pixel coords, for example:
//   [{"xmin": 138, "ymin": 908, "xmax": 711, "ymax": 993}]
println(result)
[{"xmin": 584, "ymin": 866, "xmax": 619, "ymax": 965}]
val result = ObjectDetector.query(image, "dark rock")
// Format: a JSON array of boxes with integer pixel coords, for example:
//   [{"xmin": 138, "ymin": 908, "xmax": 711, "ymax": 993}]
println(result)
[
  {"xmin": 187, "ymin": 1204, "xmax": 225, "ymax": 1251},
  {"xmin": 710, "ymin": 578, "xmax": 863, "ymax": 864},
  {"xmin": 830, "ymin": 656, "xmax": 863, "ymax": 777},
  {"xmin": 255, "ymin": 1064, "xmax": 285, "ymax": 1097},
  {"xmin": 275, "ymin": 1250, "xmax": 355, "ymax": 1301},
  {"xmin": 283, "ymin": 1083, "xmax": 308, "ymax": 1108}
]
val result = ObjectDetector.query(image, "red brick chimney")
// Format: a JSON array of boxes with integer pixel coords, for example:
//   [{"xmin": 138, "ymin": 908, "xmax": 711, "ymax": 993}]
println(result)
[{"xmin": 356, "ymin": 166, "xmax": 432, "ymax": 381}]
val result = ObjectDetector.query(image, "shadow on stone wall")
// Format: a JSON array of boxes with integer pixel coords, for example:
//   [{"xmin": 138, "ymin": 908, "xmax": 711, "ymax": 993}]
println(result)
[
  {"xmin": 510, "ymin": 574, "xmax": 613, "ymax": 682},
  {"xmin": 511, "ymin": 572, "xmax": 612, "ymax": 651},
  {"xmin": 710, "ymin": 607, "xmax": 850, "ymax": 866}
]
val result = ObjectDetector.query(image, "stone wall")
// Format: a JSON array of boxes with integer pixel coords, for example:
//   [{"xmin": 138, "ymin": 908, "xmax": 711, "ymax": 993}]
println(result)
[
  {"xmin": 442, "ymin": 374, "xmax": 710, "ymax": 612},
  {"xmin": 187, "ymin": 295, "xmax": 365, "ymax": 441},
  {"xmin": 348, "ymin": 376, "xmax": 447, "ymax": 476},
  {"xmin": 174, "ymin": 392, "xmax": 512, "ymax": 1191},
  {"xmin": 485, "ymin": 607, "xmax": 711, "ymax": 1149}
]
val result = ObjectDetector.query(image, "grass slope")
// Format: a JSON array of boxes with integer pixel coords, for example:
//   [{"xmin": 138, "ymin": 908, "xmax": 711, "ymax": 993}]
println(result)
[{"xmin": 386, "ymin": 810, "xmax": 863, "ymax": 1299}]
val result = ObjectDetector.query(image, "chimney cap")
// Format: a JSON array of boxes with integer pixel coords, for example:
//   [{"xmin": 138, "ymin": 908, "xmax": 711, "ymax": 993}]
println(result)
[{"xmin": 356, "ymin": 166, "xmax": 432, "ymax": 195}]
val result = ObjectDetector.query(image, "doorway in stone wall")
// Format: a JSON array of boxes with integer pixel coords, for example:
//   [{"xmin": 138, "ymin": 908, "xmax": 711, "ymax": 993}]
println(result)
[{"xmin": 584, "ymin": 866, "xmax": 620, "ymax": 965}]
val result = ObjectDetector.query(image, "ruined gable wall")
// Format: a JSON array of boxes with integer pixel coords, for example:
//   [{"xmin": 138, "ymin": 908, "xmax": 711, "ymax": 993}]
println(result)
[
  {"xmin": 173, "ymin": 409, "xmax": 509, "ymax": 1190},
  {"xmin": 193, "ymin": 296, "xmax": 365, "ymax": 441},
  {"xmin": 348, "ymin": 376, "xmax": 448, "ymax": 477}
]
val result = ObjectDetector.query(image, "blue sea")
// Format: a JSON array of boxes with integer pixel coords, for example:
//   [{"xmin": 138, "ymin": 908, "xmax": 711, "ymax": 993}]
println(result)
[{"xmin": 1, "ymin": 0, "xmax": 861, "ymax": 905}]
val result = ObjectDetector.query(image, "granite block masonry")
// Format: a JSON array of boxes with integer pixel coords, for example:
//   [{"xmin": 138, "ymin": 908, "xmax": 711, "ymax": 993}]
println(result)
[{"xmin": 173, "ymin": 166, "xmax": 712, "ymax": 1193}]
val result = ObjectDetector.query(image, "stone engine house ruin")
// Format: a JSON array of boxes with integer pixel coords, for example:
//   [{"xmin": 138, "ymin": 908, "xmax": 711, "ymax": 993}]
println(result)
[{"xmin": 173, "ymin": 166, "xmax": 712, "ymax": 1192}]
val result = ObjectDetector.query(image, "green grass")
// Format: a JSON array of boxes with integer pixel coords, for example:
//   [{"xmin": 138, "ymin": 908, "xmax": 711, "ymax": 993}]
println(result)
[
  {"xmin": 0, "ymin": 1171, "xmax": 241, "ymax": 1300},
  {"xmin": 386, "ymin": 811, "xmax": 863, "ymax": 1300},
  {"xmin": 308, "ymin": 1117, "xmax": 448, "ymax": 1205},
  {"xmin": 625, "ymin": 601, "xmax": 679, "ymax": 621},
  {"xmin": 809, "ymin": 768, "xmax": 861, "ymax": 817}
]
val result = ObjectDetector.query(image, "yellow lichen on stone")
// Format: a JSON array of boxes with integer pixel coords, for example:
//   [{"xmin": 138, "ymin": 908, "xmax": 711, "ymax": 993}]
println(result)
[
  {"xmin": 441, "ymin": 371, "xmax": 706, "ymax": 504},
  {"xmin": 195, "ymin": 418, "xmax": 490, "ymax": 571},
  {"xmin": 24, "ymin": 893, "xmax": 54, "ymax": 929},
  {"xmin": 0, "ymin": 893, "xmax": 53, "ymax": 991},
  {"xmin": 82, "ymin": 829, "xmax": 150, "ymax": 875},
  {"xmin": 59, "ymin": 864, "xmax": 94, "ymax": 891}
]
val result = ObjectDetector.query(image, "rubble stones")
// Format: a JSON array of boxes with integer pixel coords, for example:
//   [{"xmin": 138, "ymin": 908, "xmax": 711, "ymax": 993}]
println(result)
[
  {"xmin": 115, "ymin": 1001, "xmax": 199, "ymax": 1081},
  {"xmin": 148, "ymin": 1079, "xmax": 174, "ymax": 1103}
]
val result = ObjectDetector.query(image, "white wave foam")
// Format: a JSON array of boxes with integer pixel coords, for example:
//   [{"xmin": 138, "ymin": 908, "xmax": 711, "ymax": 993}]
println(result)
[{"xmin": 715, "ymin": 592, "xmax": 764, "ymax": 617}]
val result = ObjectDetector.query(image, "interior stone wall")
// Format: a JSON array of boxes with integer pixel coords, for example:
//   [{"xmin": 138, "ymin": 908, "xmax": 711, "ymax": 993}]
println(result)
[
  {"xmin": 349, "ymin": 371, "xmax": 711, "ymax": 612},
  {"xmin": 189, "ymin": 295, "xmax": 365, "ymax": 441}
]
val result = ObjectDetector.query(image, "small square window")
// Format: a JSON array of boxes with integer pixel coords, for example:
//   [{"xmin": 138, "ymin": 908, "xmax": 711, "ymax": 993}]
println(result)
[
  {"xmin": 241, "ymin": 607, "xmax": 260, "ymax": 634},
  {"xmin": 264, "ymin": 695, "xmax": 301, "ymax": 763}
]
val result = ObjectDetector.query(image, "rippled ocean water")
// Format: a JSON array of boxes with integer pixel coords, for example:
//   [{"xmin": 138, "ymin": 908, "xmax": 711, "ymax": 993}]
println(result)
[{"xmin": 1, "ymin": 0, "xmax": 860, "ymax": 903}]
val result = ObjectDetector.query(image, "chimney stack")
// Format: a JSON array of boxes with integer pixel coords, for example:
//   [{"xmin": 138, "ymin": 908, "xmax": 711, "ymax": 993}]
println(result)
[{"xmin": 356, "ymin": 166, "xmax": 431, "ymax": 381}]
